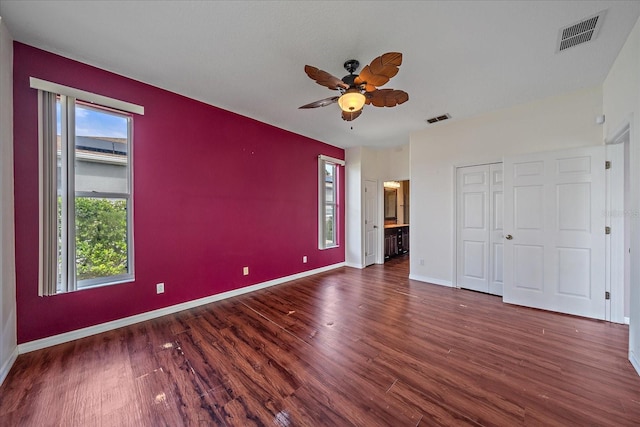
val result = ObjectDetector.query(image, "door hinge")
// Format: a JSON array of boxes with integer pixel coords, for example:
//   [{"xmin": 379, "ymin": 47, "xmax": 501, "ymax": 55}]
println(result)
[
  {"xmin": 605, "ymin": 161, "xmax": 611, "ymax": 169},
  {"xmin": 605, "ymin": 291, "xmax": 611, "ymax": 300},
  {"xmin": 605, "ymin": 226, "xmax": 611, "ymax": 235}
]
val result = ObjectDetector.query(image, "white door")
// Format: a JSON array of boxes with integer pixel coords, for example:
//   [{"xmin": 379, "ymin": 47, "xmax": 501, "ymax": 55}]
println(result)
[
  {"xmin": 364, "ymin": 180, "xmax": 378, "ymax": 266},
  {"xmin": 456, "ymin": 163, "xmax": 503, "ymax": 295},
  {"xmin": 503, "ymin": 146, "xmax": 606, "ymax": 320}
]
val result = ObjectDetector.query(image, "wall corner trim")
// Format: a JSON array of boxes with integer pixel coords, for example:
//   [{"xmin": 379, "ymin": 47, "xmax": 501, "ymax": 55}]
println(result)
[
  {"xmin": 408, "ymin": 274, "xmax": 453, "ymax": 287},
  {"xmin": 0, "ymin": 346, "xmax": 19, "ymax": 387},
  {"xmin": 18, "ymin": 262, "xmax": 346, "ymax": 354}
]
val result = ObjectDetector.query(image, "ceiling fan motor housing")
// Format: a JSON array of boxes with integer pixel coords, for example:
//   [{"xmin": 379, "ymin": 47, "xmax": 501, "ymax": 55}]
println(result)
[{"xmin": 341, "ymin": 73, "xmax": 358, "ymax": 88}]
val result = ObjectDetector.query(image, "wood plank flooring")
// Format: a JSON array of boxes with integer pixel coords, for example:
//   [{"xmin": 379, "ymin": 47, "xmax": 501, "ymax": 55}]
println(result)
[{"xmin": 1, "ymin": 256, "xmax": 639, "ymax": 426}]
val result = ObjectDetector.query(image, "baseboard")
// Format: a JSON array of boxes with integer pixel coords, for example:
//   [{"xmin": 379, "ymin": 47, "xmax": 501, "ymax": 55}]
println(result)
[
  {"xmin": 0, "ymin": 346, "xmax": 19, "ymax": 386},
  {"xmin": 345, "ymin": 262, "xmax": 363, "ymax": 269},
  {"xmin": 630, "ymin": 351, "xmax": 640, "ymax": 377},
  {"xmin": 408, "ymin": 274, "xmax": 453, "ymax": 287},
  {"xmin": 624, "ymin": 316, "xmax": 630, "ymax": 325},
  {"xmin": 18, "ymin": 262, "xmax": 346, "ymax": 354}
]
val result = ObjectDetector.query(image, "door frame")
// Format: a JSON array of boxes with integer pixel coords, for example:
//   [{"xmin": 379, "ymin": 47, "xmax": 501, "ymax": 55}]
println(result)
[
  {"xmin": 364, "ymin": 179, "xmax": 379, "ymax": 266},
  {"xmin": 380, "ymin": 178, "xmax": 410, "ymax": 266},
  {"xmin": 606, "ymin": 119, "xmax": 631, "ymax": 324}
]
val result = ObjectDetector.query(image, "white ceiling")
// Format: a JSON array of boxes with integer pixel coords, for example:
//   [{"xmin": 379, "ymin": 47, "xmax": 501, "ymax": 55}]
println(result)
[{"xmin": 1, "ymin": 1, "xmax": 639, "ymax": 149}]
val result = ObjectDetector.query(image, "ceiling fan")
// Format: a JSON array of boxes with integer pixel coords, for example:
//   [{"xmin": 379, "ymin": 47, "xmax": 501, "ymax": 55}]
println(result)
[{"xmin": 299, "ymin": 52, "xmax": 409, "ymax": 121}]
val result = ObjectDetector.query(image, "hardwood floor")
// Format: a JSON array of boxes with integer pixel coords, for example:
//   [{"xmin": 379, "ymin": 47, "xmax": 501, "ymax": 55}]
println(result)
[{"xmin": 1, "ymin": 256, "xmax": 639, "ymax": 426}]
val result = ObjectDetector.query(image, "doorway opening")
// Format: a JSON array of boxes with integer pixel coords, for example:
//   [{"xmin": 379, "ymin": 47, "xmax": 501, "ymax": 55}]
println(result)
[{"xmin": 383, "ymin": 180, "xmax": 410, "ymax": 263}]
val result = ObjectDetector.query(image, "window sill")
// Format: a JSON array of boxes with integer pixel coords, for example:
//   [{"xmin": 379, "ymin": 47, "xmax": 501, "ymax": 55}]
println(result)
[
  {"xmin": 319, "ymin": 245, "xmax": 340, "ymax": 251},
  {"xmin": 75, "ymin": 274, "xmax": 135, "ymax": 292}
]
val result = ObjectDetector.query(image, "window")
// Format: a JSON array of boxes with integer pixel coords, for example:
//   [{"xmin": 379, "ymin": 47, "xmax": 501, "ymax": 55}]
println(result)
[
  {"xmin": 33, "ymin": 78, "xmax": 143, "ymax": 294},
  {"xmin": 318, "ymin": 155, "xmax": 345, "ymax": 249},
  {"xmin": 57, "ymin": 98, "xmax": 133, "ymax": 291}
]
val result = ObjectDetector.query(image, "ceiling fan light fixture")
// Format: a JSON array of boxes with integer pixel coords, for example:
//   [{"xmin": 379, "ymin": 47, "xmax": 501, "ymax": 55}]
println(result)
[
  {"xmin": 338, "ymin": 90, "xmax": 366, "ymax": 112},
  {"xmin": 302, "ymin": 52, "xmax": 407, "ymax": 121}
]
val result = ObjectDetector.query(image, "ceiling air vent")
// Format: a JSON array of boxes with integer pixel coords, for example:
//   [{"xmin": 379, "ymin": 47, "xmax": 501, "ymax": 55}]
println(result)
[
  {"xmin": 426, "ymin": 113, "xmax": 451, "ymax": 124},
  {"xmin": 557, "ymin": 10, "xmax": 606, "ymax": 52}
]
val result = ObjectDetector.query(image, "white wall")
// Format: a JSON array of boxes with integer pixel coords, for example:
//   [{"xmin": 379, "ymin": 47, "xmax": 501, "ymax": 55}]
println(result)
[
  {"xmin": 345, "ymin": 147, "xmax": 364, "ymax": 267},
  {"xmin": 0, "ymin": 16, "xmax": 17, "ymax": 385},
  {"xmin": 603, "ymin": 16, "xmax": 640, "ymax": 375},
  {"xmin": 378, "ymin": 144, "xmax": 410, "ymax": 182},
  {"xmin": 409, "ymin": 85, "xmax": 604, "ymax": 286}
]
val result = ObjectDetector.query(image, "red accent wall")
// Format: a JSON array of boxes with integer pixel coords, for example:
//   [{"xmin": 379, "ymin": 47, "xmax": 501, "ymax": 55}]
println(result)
[{"xmin": 13, "ymin": 43, "xmax": 345, "ymax": 344}]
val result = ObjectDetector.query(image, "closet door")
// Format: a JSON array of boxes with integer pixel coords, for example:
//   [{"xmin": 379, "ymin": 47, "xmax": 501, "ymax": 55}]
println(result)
[{"xmin": 456, "ymin": 163, "xmax": 503, "ymax": 296}]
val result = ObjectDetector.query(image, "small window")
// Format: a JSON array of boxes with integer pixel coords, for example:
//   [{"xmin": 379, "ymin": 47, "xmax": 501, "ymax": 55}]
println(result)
[{"xmin": 318, "ymin": 155, "xmax": 344, "ymax": 249}]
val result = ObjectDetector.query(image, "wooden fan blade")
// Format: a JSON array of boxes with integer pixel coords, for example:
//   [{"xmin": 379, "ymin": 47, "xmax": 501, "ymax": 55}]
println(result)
[
  {"xmin": 363, "ymin": 83, "xmax": 377, "ymax": 92},
  {"xmin": 354, "ymin": 52, "xmax": 403, "ymax": 89},
  {"xmin": 342, "ymin": 109, "xmax": 363, "ymax": 121},
  {"xmin": 305, "ymin": 65, "xmax": 349, "ymax": 90},
  {"xmin": 299, "ymin": 96, "xmax": 339, "ymax": 109},
  {"xmin": 355, "ymin": 65, "xmax": 389, "ymax": 88},
  {"xmin": 370, "ymin": 52, "xmax": 402, "ymax": 74},
  {"xmin": 365, "ymin": 89, "xmax": 409, "ymax": 107}
]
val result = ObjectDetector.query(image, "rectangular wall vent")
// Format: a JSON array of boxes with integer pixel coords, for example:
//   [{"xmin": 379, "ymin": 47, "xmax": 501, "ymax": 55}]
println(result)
[
  {"xmin": 426, "ymin": 113, "xmax": 451, "ymax": 124},
  {"xmin": 557, "ymin": 10, "xmax": 606, "ymax": 52}
]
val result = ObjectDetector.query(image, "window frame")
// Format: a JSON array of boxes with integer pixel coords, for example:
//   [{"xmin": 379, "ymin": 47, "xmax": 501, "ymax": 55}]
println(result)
[
  {"xmin": 318, "ymin": 155, "xmax": 345, "ymax": 250},
  {"xmin": 59, "ymin": 96, "xmax": 135, "ymax": 292}
]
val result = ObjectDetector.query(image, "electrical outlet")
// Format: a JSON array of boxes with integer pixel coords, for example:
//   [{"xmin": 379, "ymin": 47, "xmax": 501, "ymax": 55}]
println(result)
[
  {"xmin": 419, "ymin": 259, "xmax": 425, "ymax": 266},
  {"xmin": 156, "ymin": 282, "xmax": 165, "ymax": 294},
  {"xmin": 303, "ymin": 256, "xmax": 307, "ymax": 263},
  {"xmin": 243, "ymin": 266, "xmax": 249, "ymax": 276}
]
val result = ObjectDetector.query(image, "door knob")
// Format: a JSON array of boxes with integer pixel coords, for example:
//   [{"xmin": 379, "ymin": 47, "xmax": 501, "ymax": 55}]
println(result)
[
  {"xmin": 373, "ymin": 225, "xmax": 378, "ymax": 229},
  {"xmin": 505, "ymin": 234, "xmax": 513, "ymax": 240}
]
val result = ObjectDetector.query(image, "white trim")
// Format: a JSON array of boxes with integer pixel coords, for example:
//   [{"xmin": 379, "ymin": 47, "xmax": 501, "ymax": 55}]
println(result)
[
  {"xmin": 30, "ymin": 77, "xmax": 144, "ymax": 115},
  {"xmin": 376, "ymin": 179, "xmax": 385, "ymax": 264},
  {"xmin": 605, "ymin": 114, "xmax": 633, "ymax": 145},
  {"xmin": 625, "ymin": 316, "xmax": 630, "ymax": 325},
  {"xmin": 345, "ymin": 262, "xmax": 364, "ymax": 269},
  {"xmin": 451, "ymin": 165, "xmax": 458, "ymax": 287},
  {"xmin": 0, "ymin": 346, "xmax": 19, "ymax": 386},
  {"xmin": 604, "ymin": 120, "xmax": 631, "ymax": 325},
  {"xmin": 318, "ymin": 154, "xmax": 345, "ymax": 166},
  {"xmin": 605, "ymin": 142, "xmax": 624, "ymax": 323},
  {"xmin": 318, "ymin": 156, "xmax": 341, "ymax": 249},
  {"xmin": 452, "ymin": 158, "xmax": 503, "ymax": 169},
  {"xmin": 409, "ymin": 274, "xmax": 453, "ymax": 287},
  {"xmin": 18, "ymin": 262, "xmax": 346, "ymax": 354},
  {"xmin": 318, "ymin": 157, "xmax": 327, "ymax": 249},
  {"xmin": 630, "ymin": 351, "xmax": 640, "ymax": 377}
]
